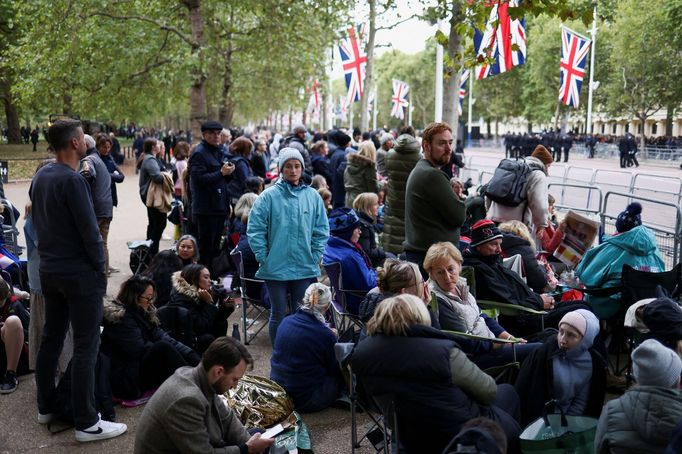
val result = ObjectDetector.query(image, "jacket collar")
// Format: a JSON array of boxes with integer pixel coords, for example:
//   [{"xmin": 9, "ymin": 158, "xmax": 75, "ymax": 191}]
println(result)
[{"xmin": 191, "ymin": 365, "xmax": 215, "ymax": 401}]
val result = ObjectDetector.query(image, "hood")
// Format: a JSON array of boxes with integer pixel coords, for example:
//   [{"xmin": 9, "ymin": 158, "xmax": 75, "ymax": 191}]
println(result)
[
  {"xmin": 501, "ymin": 232, "xmax": 531, "ymax": 249},
  {"xmin": 525, "ymin": 156, "xmax": 548, "ymax": 174},
  {"xmin": 566, "ymin": 308, "xmax": 599, "ymax": 354},
  {"xmin": 393, "ymin": 134, "xmax": 420, "ymax": 155},
  {"xmin": 429, "ymin": 277, "xmax": 470, "ymax": 303},
  {"xmin": 103, "ymin": 299, "xmax": 160, "ymax": 326},
  {"xmin": 347, "ymin": 152, "xmax": 375, "ymax": 168},
  {"xmin": 604, "ymin": 225, "xmax": 659, "ymax": 256},
  {"xmin": 620, "ymin": 387, "xmax": 682, "ymax": 444},
  {"xmin": 272, "ymin": 177, "xmax": 308, "ymax": 197},
  {"xmin": 171, "ymin": 271, "xmax": 200, "ymax": 303}
]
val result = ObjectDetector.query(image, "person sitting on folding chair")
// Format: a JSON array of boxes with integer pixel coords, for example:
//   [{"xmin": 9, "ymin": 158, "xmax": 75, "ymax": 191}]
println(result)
[
  {"xmin": 270, "ymin": 283, "xmax": 342, "ymax": 413},
  {"xmin": 0, "ymin": 278, "xmax": 29, "ymax": 394},
  {"xmin": 463, "ymin": 220, "xmax": 591, "ymax": 337},
  {"xmin": 576, "ymin": 203, "xmax": 665, "ymax": 320},
  {"xmin": 352, "ymin": 294, "xmax": 521, "ymax": 453},
  {"xmin": 514, "ymin": 309, "xmax": 606, "ymax": 426},
  {"xmin": 424, "ymin": 242, "xmax": 542, "ymax": 370},
  {"xmin": 595, "ymin": 339, "xmax": 682, "ymax": 453},
  {"xmin": 640, "ymin": 296, "xmax": 682, "ymax": 358},
  {"xmin": 323, "ymin": 208, "xmax": 377, "ymax": 316}
]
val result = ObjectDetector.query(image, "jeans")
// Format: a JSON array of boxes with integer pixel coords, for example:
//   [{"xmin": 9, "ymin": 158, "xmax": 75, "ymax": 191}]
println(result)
[
  {"xmin": 194, "ymin": 214, "xmax": 226, "ymax": 274},
  {"xmin": 265, "ymin": 279, "xmax": 315, "ymax": 346},
  {"xmin": 36, "ymin": 270, "xmax": 105, "ymax": 430},
  {"xmin": 97, "ymin": 217, "xmax": 112, "ymax": 273},
  {"xmin": 146, "ymin": 207, "xmax": 167, "ymax": 255}
]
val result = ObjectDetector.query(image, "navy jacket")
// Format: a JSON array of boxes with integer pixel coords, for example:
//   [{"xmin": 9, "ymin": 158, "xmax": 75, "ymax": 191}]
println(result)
[
  {"xmin": 188, "ymin": 141, "xmax": 231, "ymax": 216},
  {"xmin": 225, "ymin": 155, "xmax": 253, "ymax": 202}
]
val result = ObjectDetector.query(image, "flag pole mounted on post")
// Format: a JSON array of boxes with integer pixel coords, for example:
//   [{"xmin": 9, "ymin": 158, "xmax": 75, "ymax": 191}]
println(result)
[
  {"xmin": 467, "ymin": 74, "xmax": 474, "ymax": 147},
  {"xmin": 586, "ymin": 1, "xmax": 598, "ymax": 134}
]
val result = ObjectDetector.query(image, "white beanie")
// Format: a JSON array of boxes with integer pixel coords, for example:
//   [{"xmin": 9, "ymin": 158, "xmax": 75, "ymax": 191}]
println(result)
[
  {"xmin": 632, "ymin": 339, "xmax": 682, "ymax": 387},
  {"xmin": 278, "ymin": 147, "xmax": 305, "ymax": 172}
]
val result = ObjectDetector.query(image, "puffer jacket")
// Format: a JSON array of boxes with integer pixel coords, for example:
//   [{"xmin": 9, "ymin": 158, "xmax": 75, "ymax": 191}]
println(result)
[
  {"xmin": 382, "ymin": 134, "xmax": 420, "ymax": 254},
  {"xmin": 357, "ymin": 211, "xmax": 387, "ymax": 268},
  {"xmin": 247, "ymin": 178, "xmax": 329, "ymax": 281},
  {"xmin": 501, "ymin": 232, "xmax": 548, "ymax": 293},
  {"xmin": 100, "ymin": 300, "xmax": 199, "ymax": 399},
  {"xmin": 595, "ymin": 386, "xmax": 682, "ymax": 454},
  {"xmin": 576, "ymin": 225, "xmax": 665, "ymax": 319},
  {"xmin": 344, "ymin": 153, "xmax": 379, "ymax": 207},
  {"xmin": 486, "ymin": 156, "xmax": 549, "ymax": 232}
]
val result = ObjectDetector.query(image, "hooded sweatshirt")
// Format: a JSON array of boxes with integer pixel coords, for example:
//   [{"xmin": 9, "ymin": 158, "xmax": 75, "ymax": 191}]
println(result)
[{"xmin": 551, "ymin": 309, "xmax": 599, "ymax": 415}]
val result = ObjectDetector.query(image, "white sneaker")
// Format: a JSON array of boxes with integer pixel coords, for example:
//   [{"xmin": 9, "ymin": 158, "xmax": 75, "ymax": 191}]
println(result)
[{"xmin": 75, "ymin": 417, "xmax": 127, "ymax": 443}]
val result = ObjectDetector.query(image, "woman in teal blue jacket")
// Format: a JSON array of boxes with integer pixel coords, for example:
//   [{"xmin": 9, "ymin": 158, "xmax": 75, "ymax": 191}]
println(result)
[
  {"xmin": 576, "ymin": 220, "xmax": 665, "ymax": 319},
  {"xmin": 247, "ymin": 148, "xmax": 329, "ymax": 345}
]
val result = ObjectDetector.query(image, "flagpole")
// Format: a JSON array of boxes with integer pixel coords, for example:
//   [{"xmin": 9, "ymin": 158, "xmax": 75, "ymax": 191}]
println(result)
[
  {"xmin": 435, "ymin": 20, "xmax": 443, "ymax": 122},
  {"xmin": 407, "ymin": 91, "xmax": 412, "ymax": 127},
  {"xmin": 372, "ymin": 84, "xmax": 378, "ymax": 130},
  {"xmin": 326, "ymin": 47, "xmax": 334, "ymax": 131},
  {"xmin": 467, "ymin": 75, "xmax": 474, "ymax": 147},
  {"xmin": 586, "ymin": 1, "xmax": 598, "ymax": 134},
  {"xmin": 350, "ymin": 101, "xmax": 354, "ymax": 131}
]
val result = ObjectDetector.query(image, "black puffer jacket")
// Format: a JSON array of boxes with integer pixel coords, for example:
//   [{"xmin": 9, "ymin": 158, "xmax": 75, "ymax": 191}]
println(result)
[
  {"xmin": 357, "ymin": 212, "xmax": 387, "ymax": 268},
  {"xmin": 501, "ymin": 233, "xmax": 548, "ymax": 293},
  {"xmin": 100, "ymin": 300, "xmax": 199, "ymax": 399}
]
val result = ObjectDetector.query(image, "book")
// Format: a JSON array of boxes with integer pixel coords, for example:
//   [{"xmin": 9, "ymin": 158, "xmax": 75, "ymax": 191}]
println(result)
[{"xmin": 553, "ymin": 210, "xmax": 600, "ymax": 267}]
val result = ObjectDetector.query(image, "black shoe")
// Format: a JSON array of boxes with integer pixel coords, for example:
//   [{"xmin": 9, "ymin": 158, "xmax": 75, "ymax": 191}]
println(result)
[{"xmin": 0, "ymin": 371, "xmax": 18, "ymax": 394}]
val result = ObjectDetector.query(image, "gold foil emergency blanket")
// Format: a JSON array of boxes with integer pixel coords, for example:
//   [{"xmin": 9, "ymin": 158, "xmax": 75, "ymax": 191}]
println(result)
[{"xmin": 225, "ymin": 374, "xmax": 294, "ymax": 428}]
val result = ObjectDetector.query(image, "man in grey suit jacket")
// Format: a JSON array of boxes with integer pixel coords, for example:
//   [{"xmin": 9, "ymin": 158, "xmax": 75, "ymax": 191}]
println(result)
[{"xmin": 134, "ymin": 337, "xmax": 274, "ymax": 454}]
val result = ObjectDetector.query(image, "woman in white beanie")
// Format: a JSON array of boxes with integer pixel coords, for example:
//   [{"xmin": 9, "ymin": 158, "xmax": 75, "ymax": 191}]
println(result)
[
  {"xmin": 269, "ymin": 283, "xmax": 342, "ymax": 413},
  {"xmin": 595, "ymin": 339, "xmax": 682, "ymax": 453},
  {"xmin": 247, "ymin": 148, "xmax": 329, "ymax": 346}
]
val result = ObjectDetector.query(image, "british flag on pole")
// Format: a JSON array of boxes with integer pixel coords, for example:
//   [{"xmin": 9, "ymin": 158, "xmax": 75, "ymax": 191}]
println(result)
[
  {"xmin": 306, "ymin": 80, "xmax": 321, "ymax": 114},
  {"xmin": 390, "ymin": 79, "xmax": 409, "ymax": 120},
  {"xmin": 458, "ymin": 70, "xmax": 469, "ymax": 115},
  {"xmin": 474, "ymin": 0, "xmax": 526, "ymax": 80},
  {"xmin": 558, "ymin": 27, "xmax": 591, "ymax": 108},
  {"xmin": 339, "ymin": 24, "xmax": 367, "ymax": 104}
]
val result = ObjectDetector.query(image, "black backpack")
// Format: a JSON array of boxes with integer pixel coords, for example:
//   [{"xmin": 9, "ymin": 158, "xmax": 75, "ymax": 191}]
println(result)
[{"xmin": 485, "ymin": 158, "xmax": 533, "ymax": 207}]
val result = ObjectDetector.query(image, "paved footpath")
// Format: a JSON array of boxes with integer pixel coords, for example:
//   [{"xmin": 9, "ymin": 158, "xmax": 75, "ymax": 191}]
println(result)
[{"xmin": 1, "ymin": 150, "xmax": 678, "ymax": 453}]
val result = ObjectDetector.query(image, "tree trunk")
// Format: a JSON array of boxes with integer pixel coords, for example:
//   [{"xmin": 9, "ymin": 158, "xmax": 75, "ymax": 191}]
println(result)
[
  {"xmin": 63, "ymin": 93, "xmax": 73, "ymax": 115},
  {"xmin": 442, "ymin": 1, "xmax": 465, "ymax": 136},
  {"xmin": 218, "ymin": 9, "xmax": 234, "ymax": 127},
  {"xmin": 0, "ymin": 78, "xmax": 21, "ymax": 144},
  {"xmin": 666, "ymin": 105, "xmax": 674, "ymax": 136},
  {"xmin": 359, "ymin": 0, "xmax": 376, "ymax": 131},
  {"xmin": 186, "ymin": 0, "xmax": 206, "ymax": 143},
  {"xmin": 639, "ymin": 112, "xmax": 647, "ymax": 151}
]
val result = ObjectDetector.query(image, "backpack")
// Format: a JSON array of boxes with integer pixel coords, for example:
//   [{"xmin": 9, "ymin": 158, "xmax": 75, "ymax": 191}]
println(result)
[{"xmin": 484, "ymin": 158, "xmax": 533, "ymax": 207}]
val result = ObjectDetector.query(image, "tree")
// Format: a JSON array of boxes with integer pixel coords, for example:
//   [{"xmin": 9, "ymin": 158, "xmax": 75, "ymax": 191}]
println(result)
[{"xmin": 0, "ymin": 0, "xmax": 23, "ymax": 143}]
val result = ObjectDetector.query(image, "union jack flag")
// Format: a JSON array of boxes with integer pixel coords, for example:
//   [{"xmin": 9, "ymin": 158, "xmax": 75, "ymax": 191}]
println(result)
[
  {"xmin": 458, "ymin": 70, "xmax": 469, "ymax": 115},
  {"xmin": 390, "ymin": 79, "xmax": 409, "ymax": 120},
  {"xmin": 306, "ymin": 80, "xmax": 321, "ymax": 114},
  {"xmin": 559, "ymin": 27, "xmax": 591, "ymax": 108},
  {"xmin": 337, "ymin": 95, "xmax": 349, "ymax": 122},
  {"xmin": 474, "ymin": 0, "xmax": 526, "ymax": 80},
  {"xmin": 339, "ymin": 24, "xmax": 367, "ymax": 103}
]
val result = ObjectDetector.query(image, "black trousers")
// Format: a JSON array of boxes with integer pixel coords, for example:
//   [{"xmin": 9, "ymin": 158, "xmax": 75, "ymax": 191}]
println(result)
[
  {"xmin": 194, "ymin": 214, "xmax": 226, "ymax": 273},
  {"xmin": 146, "ymin": 207, "xmax": 167, "ymax": 255},
  {"xmin": 139, "ymin": 340, "xmax": 188, "ymax": 393}
]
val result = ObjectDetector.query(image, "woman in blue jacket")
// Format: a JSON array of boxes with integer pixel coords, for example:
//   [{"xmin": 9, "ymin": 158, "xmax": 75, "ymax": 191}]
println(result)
[
  {"xmin": 270, "ymin": 283, "xmax": 341, "ymax": 412},
  {"xmin": 247, "ymin": 148, "xmax": 329, "ymax": 346},
  {"xmin": 322, "ymin": 208, "xmax": 377, "ymax": 315}
]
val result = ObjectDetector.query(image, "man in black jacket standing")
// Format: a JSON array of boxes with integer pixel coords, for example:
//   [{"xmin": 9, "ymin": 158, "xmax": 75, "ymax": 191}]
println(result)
[{"xmin": 30, "ymin": 119, "xmax": 127, "ymax": 442}]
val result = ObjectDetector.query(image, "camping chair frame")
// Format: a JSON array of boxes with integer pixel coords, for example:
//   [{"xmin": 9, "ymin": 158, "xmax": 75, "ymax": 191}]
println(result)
[
  {"xmin": 1, "ymin": 198, "xmax": 20, "ymax": 257},
  {"xmin": 324, "ymin": 262, "xmax": 367, "ymax": 340},
  {"xmin": 230, "ymin": 249, "xmax": 269, "ymax": 345},
  {"xmin": 127, "ymin": 240, "xmax": 153, "ymax": 275}
]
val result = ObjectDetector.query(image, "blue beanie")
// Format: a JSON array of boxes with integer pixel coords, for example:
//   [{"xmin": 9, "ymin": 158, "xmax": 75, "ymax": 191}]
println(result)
[
  {"xmin": 615, "ymin": 202, "xmax": 642, "ymax": 233},
  {"xmin": 328, "ymin": 208, "xmax": 360, "ymax": 239}
]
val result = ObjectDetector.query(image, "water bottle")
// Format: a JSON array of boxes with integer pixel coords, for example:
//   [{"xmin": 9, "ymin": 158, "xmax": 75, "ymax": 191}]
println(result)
[{"xmin": 231, "ymin": 323, "xmax": 241, "ymax": 342}]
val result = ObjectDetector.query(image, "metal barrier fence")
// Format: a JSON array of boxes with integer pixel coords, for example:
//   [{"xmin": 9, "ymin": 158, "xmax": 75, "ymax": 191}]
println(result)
[{"xmin": 464, "ymin": 155, "xmax": 682, "ymax": 268}]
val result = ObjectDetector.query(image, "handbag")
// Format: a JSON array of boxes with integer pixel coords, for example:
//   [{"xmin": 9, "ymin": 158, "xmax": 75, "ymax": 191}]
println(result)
[
  {"xmin": 167, "ymin": 200, "xmax": 183, "ymax": 225},
  {"xmin": 520, "ymin": 401, "xmax": 598, "ymax": 454}
]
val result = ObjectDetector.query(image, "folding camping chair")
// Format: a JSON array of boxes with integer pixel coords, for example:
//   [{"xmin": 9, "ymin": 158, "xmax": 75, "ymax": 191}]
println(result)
[
  {"xmin": 127, "ymin": 240, "xmax": 153, "ymax": 275},
  {"xmin": 324, "ymin": 262, "xmax": 366, "ymax": 341},
  {"xmin": 230, "ymin": 249, "xmax": 269, "ymax": 345},
  {"xmin": 0, "ymin": 198, "xmax": 21, "ymax": 257}
]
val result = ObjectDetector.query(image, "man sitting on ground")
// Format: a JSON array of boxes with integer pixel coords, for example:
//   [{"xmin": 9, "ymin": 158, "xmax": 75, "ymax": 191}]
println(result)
[{"xmin": 134, "ymin": 337, "xmax": 273, "ymax": 454}]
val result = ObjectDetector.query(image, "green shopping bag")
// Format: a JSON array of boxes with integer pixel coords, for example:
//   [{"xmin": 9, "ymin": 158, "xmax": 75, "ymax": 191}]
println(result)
[{"xmin": 520, "ymin": 401, "xmax": 598, "ymax": 454}]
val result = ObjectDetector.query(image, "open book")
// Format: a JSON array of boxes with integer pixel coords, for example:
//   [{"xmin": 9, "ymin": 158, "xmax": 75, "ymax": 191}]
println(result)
[{"xmin": 553, "ymin": 210, "xmax": 600, "ymax": 267}]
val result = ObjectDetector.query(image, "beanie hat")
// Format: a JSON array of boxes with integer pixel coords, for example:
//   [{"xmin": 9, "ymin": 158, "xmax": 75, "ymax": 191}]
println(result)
[
  {"xmin": 329, "ymin": 130, "xmax": 352, "ymax": 148},
  {"xmin": 615, "ymin": 202, "xmax": 642, "ymax": 233},
  {"xmin": 531, "ymin": 145, "xmax": 554, "ymax": 167},
  {"xmin": 201, "ymin": 120, "xmax": 223, "ymax": 132},
  {"xmin": 278, "ymin": 147, "xmax": 305, "ymax": 172},
  {"xmin": 632, "ymin": 339, "xmax": 682, "ymax": 387},
  {"xmin": 559, "ymin": 311, "xmax": 587, "ymax": 338},
  {"xmin": 470, "ymin": 220, "xmax": 503, "ymax": 248},
  {"xmin": 328, "ymin": 207, "xmax": 360, "ymax": 235}
]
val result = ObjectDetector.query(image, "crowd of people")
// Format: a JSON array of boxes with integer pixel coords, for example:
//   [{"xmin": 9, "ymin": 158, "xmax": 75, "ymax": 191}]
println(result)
[{"xmin": 0, "ymin": 117, "xmax": 681, "ymax": 454}]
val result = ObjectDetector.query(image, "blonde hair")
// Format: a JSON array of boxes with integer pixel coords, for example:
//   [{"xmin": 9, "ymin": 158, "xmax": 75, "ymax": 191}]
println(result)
[
  {"xmin": 366, "ymin": 294, "xmax": 431, "ymax": 336},
  {"xmin": 376, "ymin": 259, "xmax": 422, "ymax": 295},
  {"xmin": 234, "ymin": 193, "xmax": 258, "ymax": 223},
  {"xmin": 357, "ymin": 140, "xmax": 376, "ymax": 162},
  {"xmin": 423, "ymin": 242, "xmax": 463, "ymax": 272},
  {"xmin": 352, "ymin": 192, "xmax": 379, "ymax": 218},
  {"xmin": 318, "ymin": 188, "xmax": 331, "ymax": 205},
  {"xmin": 499, "ymin": 220, "xmax": 535, "ymax": 250}
]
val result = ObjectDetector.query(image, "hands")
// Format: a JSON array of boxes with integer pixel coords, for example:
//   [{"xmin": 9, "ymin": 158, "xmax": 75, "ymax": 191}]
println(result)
[
  {"xmin": 198, "ymin": 288, "xmax": 213, "ymax": 303},
  {"xmin": 246, "ymin": 433, "xmax": 275, "ymax": 453},
  {"xmin": 221, "ymin": 162, "xmax": 235, "ymax": 176},
  {"xmin": 558, "ymin": 220, "xmax": 568, "ymax": 233},
  {"xmin": 541, "ymin": 293, "xmax": 555, "ymax": 310}
]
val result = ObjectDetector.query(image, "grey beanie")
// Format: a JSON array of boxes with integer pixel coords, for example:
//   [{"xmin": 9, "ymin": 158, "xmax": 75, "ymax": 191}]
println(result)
[
  {"xmin": 278, "ymin": 147, "xmax": 305, "ymax": 172},
  {"xmin": 632, "ymin": 339, "xmax": 682, "ymax": 387}
]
